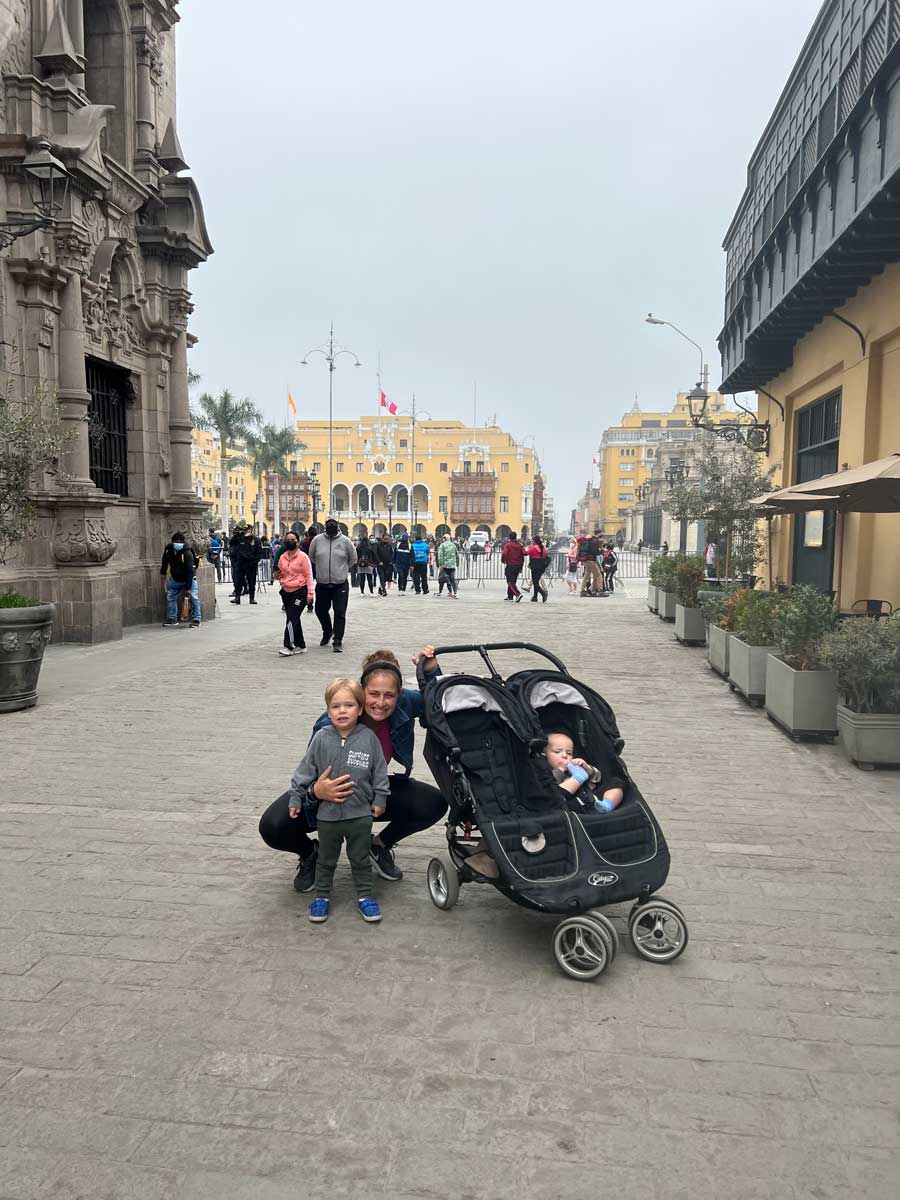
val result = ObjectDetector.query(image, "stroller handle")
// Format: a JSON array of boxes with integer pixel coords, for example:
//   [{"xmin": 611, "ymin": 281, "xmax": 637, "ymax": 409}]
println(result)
[{"xmin": 416, "ymin": 641, "xmax": 569, "ymax": 690}]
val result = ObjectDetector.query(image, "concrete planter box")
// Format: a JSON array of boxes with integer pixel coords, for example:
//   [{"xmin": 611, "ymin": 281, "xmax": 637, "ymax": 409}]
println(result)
[
  {"xmin": 707, "ymin": 624, "xmax": 731, "ymax": 678},
  {"xmin": 0, "ymin": 603, "xmax": 55, "ymax": 712},
  {"xmin": 836, "ymin": 706, "xmax": 900, "ymax": 770},
  {"xmin": 675, "ymin": 604, "xmax": 706, "ymax": 646},
  {"xmin": 728, "ymin": 637, "xmax": 777, "ymax": 707},
  {"xmin": 765, "ymin": 654, "xmax": 838, "ymax": 742},
  {"xmin": 647, "ymin": 583, "xmax": 659, "ymax": 613},
  {"xmin": 658, "ymin": 590, "xmax": 676, "ymax": 622}
]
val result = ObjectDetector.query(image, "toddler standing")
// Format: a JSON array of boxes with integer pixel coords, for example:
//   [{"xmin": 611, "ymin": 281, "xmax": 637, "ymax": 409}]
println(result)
[{"xmin": 289, "ymin": 678, "xmax": 389, "ymax": 923}]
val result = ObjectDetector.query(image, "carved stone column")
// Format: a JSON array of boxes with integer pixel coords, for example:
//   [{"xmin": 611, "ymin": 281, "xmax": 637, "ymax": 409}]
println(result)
[
  {"xmin": 134, "ymin": 29, "xmax": 160, "ymax": 157},
  {"xmin": 56, "ymin": 262, "xmax": 94, "ymax": 488},
  {"xmin": 168, "ymin": 297, "xmax": 194, "ymax": 500}
]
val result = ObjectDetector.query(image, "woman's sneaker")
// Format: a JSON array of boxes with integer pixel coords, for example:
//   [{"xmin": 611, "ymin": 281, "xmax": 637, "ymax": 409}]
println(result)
[
  {"xmin": 278, "ymin": 648, "xmax": 294, "ymax": 657},
  {"xmin": 369, "ymin": 840, "xmax": 403, "ymax": 881},
  {"xmin": 358, "ymin": 897, "xmax": 382, "ymax": 923},
  {"xmin": 293, "ymin": 847, "xmax": 318, "ymax": 892},
  {"xmin": 308, "ymin": 898, "xmax": 329, "ymax": 923}
]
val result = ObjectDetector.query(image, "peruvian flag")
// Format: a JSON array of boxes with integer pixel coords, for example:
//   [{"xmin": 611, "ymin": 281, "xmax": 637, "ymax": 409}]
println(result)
[{"xmin": 380, "ymin": 390, "xmax": 397, "ymax": 415}]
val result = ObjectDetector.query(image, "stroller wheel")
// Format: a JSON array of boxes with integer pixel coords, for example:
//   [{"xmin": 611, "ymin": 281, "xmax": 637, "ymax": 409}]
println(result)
[
  {"xmin": 584, "ymin": 910, "xmax": 619, "ymax": 964},
  {"xmin": 552, "ymin": 917, "xmax": 611, "ymax": 982},
  {"xmin": 628, "ymin": 896, "xmax": 688, "ymax": 963},
  {"xmin": 427, "ymin": 855, "xmax": 460, "ymax": 910}
]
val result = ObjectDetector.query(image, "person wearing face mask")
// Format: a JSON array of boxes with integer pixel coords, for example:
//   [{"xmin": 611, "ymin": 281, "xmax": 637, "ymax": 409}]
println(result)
[
  {"xmin": 307, "ymin": 519, "xmax": 357, "ymax": 653},
  {"xmin": 273, "ymin": 533, "xmax": 314, "ymax": 656},
  {"xmin": 160, "ymin": 531, "xmax": 201, "ymax": 627}
]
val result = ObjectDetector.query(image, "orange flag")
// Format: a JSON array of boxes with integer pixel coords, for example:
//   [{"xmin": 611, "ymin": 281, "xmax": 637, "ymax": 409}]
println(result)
[{"xmin": 287, "ymin": 391, "xmax": 297, "ymax": 415}]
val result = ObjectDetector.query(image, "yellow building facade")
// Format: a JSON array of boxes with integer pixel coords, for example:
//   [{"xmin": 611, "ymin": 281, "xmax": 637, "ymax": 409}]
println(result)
[
  {"xmin": 754, "ymin": 264, "xmax": 900, "ymax": 608},
  {"xmin": 190, "ymin": 429, "xmax": 262, "ymax": 527},
  {"xmin": 285, "ymin": 417, "xmax": 542, "ymax": 539},
  {"xmin": 596, "ymin": 392, "xmax": 733, "ymax": 532}
]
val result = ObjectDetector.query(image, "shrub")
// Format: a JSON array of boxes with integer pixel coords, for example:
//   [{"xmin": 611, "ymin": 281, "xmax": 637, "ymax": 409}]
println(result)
[
  {"xmin": 732, "ymin": 590, "xmax": 783, "ymax": 646},
  {"xmin": 674, "ymin": 556, "xmax": 706, "ymax": 609},
  {"xmin": 649, "ymin": 555, "xmax": 671, "ymax": 588},
  {"xmin": 720, "ymin": 588, "xmax": 748, "ymax": 632},
  {"xmin": 819, "ymin": 614, "xmax": 900, "ymax": 714},
  {"xmin": 772, "ymin": 584, "xmax": 839, "ymax": 671}
]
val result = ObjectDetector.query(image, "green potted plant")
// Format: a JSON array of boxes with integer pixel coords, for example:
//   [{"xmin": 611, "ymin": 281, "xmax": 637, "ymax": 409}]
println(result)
[
  {"xmin": 728, "ymin": 590, "xmax": 783, "ymax": 707},
  {"xmin": 647, "ymin": 554, "xmax": 665, "ymax": 613},
  {"xmin": 0, "ymin": 378, "xmax": 68, "ymax": 712},
  {"xmin": 819, "ymin": 615, "xmax": 900, "ymax": 769},
  {"xmin": 674, "ymin": 555, "xmax": 707, "ymax": 645},
  {"xmin": 702, "ymin": 587, "xmax": 739, "ymax": 678},
  {"xmin": 653, "ymin": 553, "xmax": 679, "ymax": 622},
  {"xmin": 765, "ymin": 585, "xmax": 840, "ymax": 741}
]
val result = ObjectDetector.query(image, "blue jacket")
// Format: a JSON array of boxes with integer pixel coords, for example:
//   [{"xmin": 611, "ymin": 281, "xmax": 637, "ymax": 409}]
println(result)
[
  {"xmin": 411, "ymin": 539, "xmax": 429, "ymax": 564},
  {"xmin": 311, "ymin": 678, "xmax": 437, "ymax": 776},
  {"xmin": 394, "ymin": 546, "xmax": 412, "ymax": 569}
]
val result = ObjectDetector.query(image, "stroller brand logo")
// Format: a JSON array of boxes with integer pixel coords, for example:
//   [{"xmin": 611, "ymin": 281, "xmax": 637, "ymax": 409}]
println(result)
[{"xmin": 588, "ymin": 871, "xmax": 618, "ymax": 886}]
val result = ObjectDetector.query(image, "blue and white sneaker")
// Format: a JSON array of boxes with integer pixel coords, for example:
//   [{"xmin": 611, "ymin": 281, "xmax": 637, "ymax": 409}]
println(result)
[
  {"xmin": 308, "ymin": 898, "xmax": 330, "ymax": 923},
  {"xmin": 357, "ymin": 897, "xmax": 382, "ymax": 923}
]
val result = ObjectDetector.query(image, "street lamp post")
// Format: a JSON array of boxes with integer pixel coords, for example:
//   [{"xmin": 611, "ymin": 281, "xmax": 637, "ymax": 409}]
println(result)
[
  {"xmin": 397, "ymin": 393, "xmax": 432, "ymax": 539},
  {"xmin": 250, "ymin": 499, "xmax": 258, "ymax": 535},
  {"xmin": 644, "ymin": 313, "xmax": 774, "ymax": 452},
  {"xmin": 308, "ymin": 471, "xmax": 321, "ymax": 533},
  {"xmin": 385, "ymin": 496, "xmax": 394, "ymax": 537},
  {"xmin": 301, "ymin": 324, "xmax": 361, "ymax": 519}
]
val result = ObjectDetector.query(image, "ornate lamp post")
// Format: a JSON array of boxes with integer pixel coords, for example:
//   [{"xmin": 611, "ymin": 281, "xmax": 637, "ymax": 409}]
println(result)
[
  {"xmin": 645, "ymin": 313, "xmax": 776, "ymax": 453},
  {"xmin": 0, "ymin": 139, "xmax": 70, "ymax": 252},
  {"xmin": 250, "ymin": 498, "xmax": 258, "ymax": 535},
  {"xmin": 308, "ymin": 470, "xmax": 321, "ymax": 532},
  {"xmin": 396, "ymin": 394, "xmax": 432, "ymax": 538},
  {"xmin": 385, "ymin": 494, "xmax": 394, "ymax": 537},
  {"xmin": 300, "ymin": 324, "xmax": 361, "ymax": 518}
]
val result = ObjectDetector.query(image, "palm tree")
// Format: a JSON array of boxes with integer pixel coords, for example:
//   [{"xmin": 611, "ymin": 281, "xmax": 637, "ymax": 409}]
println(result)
[
  {"xmin": 193, "ymin": 390, "xmax": 261, "ymax": 533},
  {"xmin": 260, "ymin": 423, "xmax": 302, "ymax": 535}
]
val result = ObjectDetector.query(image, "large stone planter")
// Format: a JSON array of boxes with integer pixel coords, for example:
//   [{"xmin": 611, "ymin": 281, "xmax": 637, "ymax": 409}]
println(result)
[
  {"xmin": 675, "ymin": 604, "xmax": 706, "ymax": 646},
  {"xmin": 765, "ymin": 654, "xmax": 838, "ymax": 742},
  {"xmin": 836, "ymin": 706, "xmax": 900, "ymax": 770},
  {"xmin": 728, "ymin": 637, "xmax": 777, "ymax": 707},
  {"xmin": 658, "ymin": 590, "xmax": 676, "ymax": 622},
  {"xmin": 647, "ymin": 583, "xmax": 659, "ymax": 613},
  {"xmin": 0, "ymin": 603, "xmax": 55, "ymax": 713},
  {"xmin": 707, "ymin": 624, "xmax": 731, "ymax": 678}
]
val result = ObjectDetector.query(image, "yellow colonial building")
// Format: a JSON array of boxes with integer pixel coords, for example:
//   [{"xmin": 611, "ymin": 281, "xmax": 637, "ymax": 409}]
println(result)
[
  {"xmin": 190, "ymin": 429, "xmax": 262, "ymax": 528},
  {"xmin": 281, "ymin": 417, "xmax": 543, "ymax": 539},
  {"xmin": 595, "ymin": 391, "xmax": 734, "ymax": 533},
  {"xmin": 718, "ymin": 0, "xmax": 900, "ymax": 607}
]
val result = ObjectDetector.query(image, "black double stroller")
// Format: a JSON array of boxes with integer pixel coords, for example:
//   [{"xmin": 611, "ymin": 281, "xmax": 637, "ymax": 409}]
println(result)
[{"xmin": 416, "ymin": 643, "xmax": 688, "ymax": 981}]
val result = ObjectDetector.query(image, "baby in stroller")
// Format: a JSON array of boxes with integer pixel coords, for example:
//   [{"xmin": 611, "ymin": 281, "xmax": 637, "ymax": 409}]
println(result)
[{"xmin": 545, "ymin": 732, "xmax": 624, "ymax": 814}]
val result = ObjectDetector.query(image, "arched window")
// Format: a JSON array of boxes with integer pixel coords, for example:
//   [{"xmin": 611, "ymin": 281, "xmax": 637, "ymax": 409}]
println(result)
[{"xmin": 84, "ymin": 1, "xmax": 131, "ymax": 165}]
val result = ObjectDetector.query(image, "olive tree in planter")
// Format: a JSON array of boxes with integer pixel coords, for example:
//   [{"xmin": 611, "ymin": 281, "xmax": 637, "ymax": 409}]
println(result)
[
  {"xmin": 728, "ymin": 591, "xmax": 783, "ymax": 707},
  {"xmin": 819, "ymin": 615, "xmax": 900, "ymax": 769},
  {"xmin": 674, "ymin": 555, "xmax": 707, "ymax": 645},
  {"xmin": 765, "ymin": 585, "xmax": 839, "ymax": 741},
  {"xmin": 0, "ymin": 380, "xmax": 69, "ymax": 712}
]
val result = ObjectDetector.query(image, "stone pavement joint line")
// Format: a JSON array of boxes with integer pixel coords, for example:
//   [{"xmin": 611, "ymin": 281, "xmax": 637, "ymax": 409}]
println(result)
[{"xmin": 1, "ymin": 580, "xmax": 898, "ymax": 1199}]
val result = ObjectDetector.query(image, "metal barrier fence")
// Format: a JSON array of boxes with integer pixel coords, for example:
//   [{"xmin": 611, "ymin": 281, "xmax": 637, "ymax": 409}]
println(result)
[{"xmin": 215, "ymin": 555, "xmax": 273, "ymax": 589}]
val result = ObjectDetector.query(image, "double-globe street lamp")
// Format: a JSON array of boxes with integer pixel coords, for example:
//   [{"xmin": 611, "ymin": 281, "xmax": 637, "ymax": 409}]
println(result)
[{"xmin": 301, "ymin": 325, "xmax": 361, "ymax": 520}]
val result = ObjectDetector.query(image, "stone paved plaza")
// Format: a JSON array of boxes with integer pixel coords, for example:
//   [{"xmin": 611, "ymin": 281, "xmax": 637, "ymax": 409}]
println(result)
[{"xmin": 1, "ymin": 573, "xmax": 899, "ymax": 1200}]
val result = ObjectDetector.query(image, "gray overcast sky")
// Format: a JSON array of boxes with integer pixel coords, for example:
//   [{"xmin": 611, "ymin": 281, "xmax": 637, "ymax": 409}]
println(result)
[{"xmin": 178, "ymin": 0, "xmax": 822, "ymax": 521}]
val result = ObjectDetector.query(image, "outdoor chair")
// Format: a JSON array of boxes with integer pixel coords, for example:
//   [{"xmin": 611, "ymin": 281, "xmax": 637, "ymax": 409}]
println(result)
[{"xmin": 850, "ymin": 599, "xmax": 894, "ymax": 620}]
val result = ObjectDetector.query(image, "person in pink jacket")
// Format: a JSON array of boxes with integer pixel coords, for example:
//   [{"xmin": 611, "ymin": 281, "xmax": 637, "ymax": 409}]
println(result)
[{"xmin": 273, "ymin": 533, "xmax": 315, "ymax": 657}]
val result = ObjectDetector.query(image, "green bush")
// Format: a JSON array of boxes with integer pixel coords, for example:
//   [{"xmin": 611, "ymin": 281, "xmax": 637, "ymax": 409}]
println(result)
[
  {"xmin": 772, "ymin": 584, "xmax": 839, "ymax": 671},
  {"xmin": 649, "ymin": 555, "xmax": 671, "ymax": 588},
  {"xmin": 0, "ymin": 590, "xmax": 38, "ymax": 608},
  {"xmin": 674, "ymin": 556, "xmax": 706, "ymax": 609},
  {"xmin": 819, "ymin": 613, "xmax": 900, "ymax": 714},
  {"xmin": 720, "ymin": 588, "xmax": 748, "ymax": 632},
  {"xmin": 733, "ymin": 591, "xmax": 784, "ymax": 647}
]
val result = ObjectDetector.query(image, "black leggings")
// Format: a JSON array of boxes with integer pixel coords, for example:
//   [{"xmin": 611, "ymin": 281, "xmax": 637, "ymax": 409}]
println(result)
[
  {"xmin": 258, "ymin": 774, "xmax": 448, "ymax": 857},
  {"xmin": 530, "ymin": 563, "xmax": 547, "ymax": 600},
  {"xmin": 358, "ymin": 570, "xmax": 375, "ymax": 594}
]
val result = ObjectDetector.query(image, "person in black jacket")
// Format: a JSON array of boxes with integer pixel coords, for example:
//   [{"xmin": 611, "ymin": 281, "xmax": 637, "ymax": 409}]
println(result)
[
  {"xmin": 160, "ymin": 532, "xmax": 201, "ymax": 627},
  {"xmin": 375, "ymin": 533, "xmax": 394, "ymax": 595},
  {"xmin": 229, "ymin": 524, "xmax": 263, "ymax": 605}
]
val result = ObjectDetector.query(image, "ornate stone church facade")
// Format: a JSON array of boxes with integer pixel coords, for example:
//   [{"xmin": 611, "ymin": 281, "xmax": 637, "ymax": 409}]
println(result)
[{"xmin": 0, "ymin": 0, "xmax": 212, "ymax": 641}]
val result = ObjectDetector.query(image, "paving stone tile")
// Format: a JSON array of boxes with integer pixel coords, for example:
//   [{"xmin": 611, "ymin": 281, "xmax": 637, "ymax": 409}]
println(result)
[{"xmin": 0, "ymin": 1100, "xmax": 151, "ymax": 1159}]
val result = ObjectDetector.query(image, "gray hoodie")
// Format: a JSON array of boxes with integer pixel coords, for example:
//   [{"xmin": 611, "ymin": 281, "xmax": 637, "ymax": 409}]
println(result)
[
  {"xmin": 308, "ymin": 532, "xmax": 357, "ymax": 586},
  {"xmin": 290, "ymin": 722, "xmax": 390, "ymax": 822}
]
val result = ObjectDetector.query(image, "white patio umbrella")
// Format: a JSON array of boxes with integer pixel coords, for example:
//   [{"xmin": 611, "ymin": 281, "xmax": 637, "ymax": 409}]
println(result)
[{"xmin": 750, "ymin": 490, "xmax": 841, "ymax": 592}]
